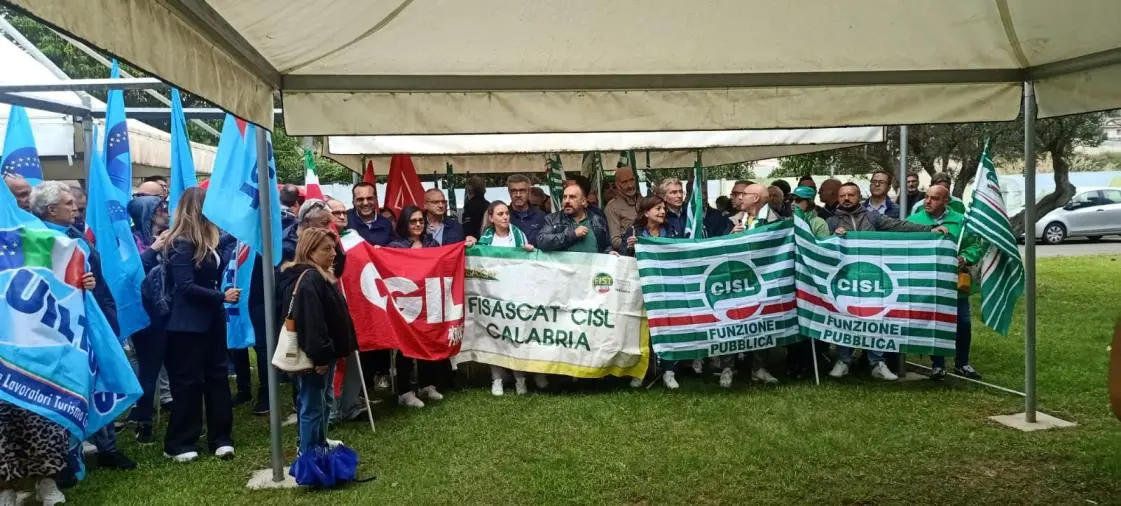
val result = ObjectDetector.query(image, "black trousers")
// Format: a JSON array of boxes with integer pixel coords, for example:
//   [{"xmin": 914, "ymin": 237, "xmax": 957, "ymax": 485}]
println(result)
[
  {"xmin": 229, "ymin": 304, "xmax": 271, "ymax": 399},
  {"xmin": 164, "ymin": 321, "xmax": 234, "ymax": 455},
  {"xmin": 129, "ymin": 326, "xmax": 167, "ymax": 424},
  {"xmin": 392, "ymin": 355, "xmax": 451, "ymax": 394}
]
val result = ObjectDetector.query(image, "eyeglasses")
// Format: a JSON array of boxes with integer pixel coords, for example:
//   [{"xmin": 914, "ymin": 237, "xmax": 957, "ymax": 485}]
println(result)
[
  {"xmin": 871, "ymin": 179, "xmax": 890, "ymax": 186},
  {"xmin": 330, "ymin": 210, "xmax": 346, "ymax": 216},
  {"xmin": 731, "ymin": 191, "xmax": 747, "ymax": 197},
  {"xmin": 409, "ymin": 218, "xmax": 425, "ymax": 224}
]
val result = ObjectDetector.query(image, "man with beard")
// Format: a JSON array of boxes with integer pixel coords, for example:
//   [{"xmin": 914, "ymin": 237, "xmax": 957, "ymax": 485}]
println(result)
[
  {"xmin": 536, "ymin": 183, "xmax": 612, "ymax": 254},
  {"xmin": 827, "ymin": 182, "xmax": 948, "ymax": 381}
]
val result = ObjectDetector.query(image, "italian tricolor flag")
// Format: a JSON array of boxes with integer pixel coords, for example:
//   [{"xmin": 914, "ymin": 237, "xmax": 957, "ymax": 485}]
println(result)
[
  {"xmin": 0, "ymin": 227, "xmax": 86, "ymax": 288},
  {"xmin": 303, "ymin": 148, "xmax": 324, "ymax": 200}
]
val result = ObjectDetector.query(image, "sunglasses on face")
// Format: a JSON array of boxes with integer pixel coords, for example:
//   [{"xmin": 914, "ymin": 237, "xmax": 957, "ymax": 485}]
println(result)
[{"xmin": 409, "ymin": 218, "xmax": 425, "ymax": 224}]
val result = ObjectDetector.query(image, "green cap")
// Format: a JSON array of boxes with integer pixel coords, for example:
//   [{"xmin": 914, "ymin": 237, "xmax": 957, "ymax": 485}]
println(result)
[{"xmin": 792, "ymin": 185, "xmax": 816, "ymax": 200}]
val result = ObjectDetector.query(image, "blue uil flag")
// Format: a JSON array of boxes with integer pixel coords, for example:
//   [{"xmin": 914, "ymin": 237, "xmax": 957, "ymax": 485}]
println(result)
[
  {"xmin": 103, "ymin": 60, "xmax": 133, "ymax": 196},
  {"xmin": 202, "ymin": 115, "xmax": 282, "ymax": 264},
  {"xmin": 222, "ymin": 241, "xmax": 256, "ymax": 349},
  {"xmin": 87, "ymin": 140, "xmax": 149, "ymax": 339},
  {"xmin": 1, "ymin": 105, "xmax": 44, "ymax": 185}
]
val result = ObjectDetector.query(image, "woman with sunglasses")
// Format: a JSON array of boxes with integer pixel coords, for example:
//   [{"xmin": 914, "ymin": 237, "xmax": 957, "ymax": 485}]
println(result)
[{"xmin": 387, "ymin": 206, "xmax": 443, "ymax": 407}]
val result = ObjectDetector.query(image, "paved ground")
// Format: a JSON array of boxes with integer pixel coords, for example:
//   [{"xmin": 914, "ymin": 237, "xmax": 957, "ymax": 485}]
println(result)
[{"xmin": 1023, "ymin": 236, "xmax": 1121, "ymax": 257}]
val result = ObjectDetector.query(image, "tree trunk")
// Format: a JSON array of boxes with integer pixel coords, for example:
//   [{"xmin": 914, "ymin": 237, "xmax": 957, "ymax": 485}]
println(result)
[
  {"xmin": 952, "ymin": 149, "xmax": 980, "ymax": 199},
  {"xmin": 1008, "ymin": 151, "xmax": 1077, "ymax": 236}
]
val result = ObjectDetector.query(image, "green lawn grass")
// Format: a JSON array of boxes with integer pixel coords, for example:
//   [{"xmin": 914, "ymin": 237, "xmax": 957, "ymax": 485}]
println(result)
[{"xmin": 66, "ymin": 255, "xmax": 1121, "ymax": 505}]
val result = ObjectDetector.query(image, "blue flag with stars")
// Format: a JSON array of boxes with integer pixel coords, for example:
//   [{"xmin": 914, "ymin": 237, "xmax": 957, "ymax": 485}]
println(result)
[
  {"xmin": 87, "ymin": 139, "xmax": 149, "ymax": 339},
  {"xmin": 104, "ymin": 60, "xmax": 133, "ymax": 196},
  {"xmin": 1, "ymin": 105, "xmax": 43, "ymax": 185},
  {"xmin": 168, "ymin": 88, "xmax": 197, "ymax": 219},
  {"xmin": 202, "ymin": 114, "xmax": 282, "ymax": 265}
]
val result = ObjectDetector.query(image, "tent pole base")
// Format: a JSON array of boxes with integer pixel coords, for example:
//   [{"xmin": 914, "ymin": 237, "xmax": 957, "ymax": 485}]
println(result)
[
  {"xmin": 989, "ymin": 412, "xmax": 1075, "ymax": 432},
  {"xmin": 246, "ymin": 467, "xmax": 298, "ymax": 489}
]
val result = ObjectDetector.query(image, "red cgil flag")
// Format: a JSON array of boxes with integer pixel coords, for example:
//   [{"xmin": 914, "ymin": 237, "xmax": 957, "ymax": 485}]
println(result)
[{"xmin": 383, "ymin": 155, "xmax": 424, "ymax": 217}]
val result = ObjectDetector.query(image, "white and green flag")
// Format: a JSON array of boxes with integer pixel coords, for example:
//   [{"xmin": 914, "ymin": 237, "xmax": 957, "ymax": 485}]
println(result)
[
  {"xmin": 545, "ymin": 153, "xmax": 565, "ymax": 211},
  {"xmin": 963, "ymin": 145, "xmax": 1025, "ymax": 336},
  {"xmin": 635, "ymin": 220, "xmax": 800, "ymax": 361},
  {"xmin": 792, "ymin": 214, "xmax": 957, "ymax": 356},
  {"xmin": 455, "ymin": 247, "xmax": 649, "ymax": 379},
  {"xmin": 684, "ymin": 161, "xmax": 705, "ymax": 239}
]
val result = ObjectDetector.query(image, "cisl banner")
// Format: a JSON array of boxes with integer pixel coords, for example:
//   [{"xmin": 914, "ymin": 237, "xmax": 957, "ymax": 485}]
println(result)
[
  {"xmin": 634, "ymin": 221, "xmax": 800, "ymax": 361},
  {"xmin": 340, "ymin": 241, "xmax": 465, "ymax": 361},
  {"xmin": 453, "ymin": 246, "xmax": 647, "ymax": 379},
  {"xmin": 792, "ymin": 215, "xmax": 957, "ymax": 356}
]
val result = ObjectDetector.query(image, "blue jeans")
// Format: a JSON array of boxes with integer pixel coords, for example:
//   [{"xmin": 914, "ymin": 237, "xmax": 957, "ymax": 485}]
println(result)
[
  {"xmin": 837, "ymin": 347, "xmax": 884, "ymax": 365},
  {"xmin": 933, "ymin": 296, "xmax": 973, "ymax": 369},
  {"xmin": 295, "ymin": 364, "xmax": 335, "ymax": 454}
]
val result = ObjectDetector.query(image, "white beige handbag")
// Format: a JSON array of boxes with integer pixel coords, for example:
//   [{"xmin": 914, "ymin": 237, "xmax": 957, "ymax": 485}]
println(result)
[{"xmin": 271, "ymin": 270, "xmax": 314, "ymax": 372}]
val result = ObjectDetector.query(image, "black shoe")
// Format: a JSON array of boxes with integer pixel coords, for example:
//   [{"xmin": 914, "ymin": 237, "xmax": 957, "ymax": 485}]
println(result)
[
  {"xmin": 930, "ymin": 367, "xmax": 947, "ymax": 381},
  {"xmin": 160, "ymin": 401, "xmax": 174, "ymax": 412},
  {"xmin": 954, "ymin": 365, "xmax": 983, "ymax": 380},
  {"xmin": 98, "ymin": 451, "xmax": 137, "ymax": 470},
  {"xmin": 136, "ymin": 424, "xmax": 154, "ymax": 445},
  {"xmin": 251, "ymin": 398, "xmax": 270, "ymax": 416},
  {"xmin": 232, "ymin": 392, "xmax": 252, "ymax": 406}
]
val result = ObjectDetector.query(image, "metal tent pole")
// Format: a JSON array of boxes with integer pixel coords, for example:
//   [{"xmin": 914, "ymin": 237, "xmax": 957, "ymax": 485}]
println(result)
[
  {"xmin": 1022, "ymin": 82, "xmax": 1038, "ymax": 423},
  {"xmin": 897, "ymin": 125, "xmax": 909, "ymax": 375},
  {"xmin": 255, "ymin": 127, "xmax": 284, "ymax": 480}
]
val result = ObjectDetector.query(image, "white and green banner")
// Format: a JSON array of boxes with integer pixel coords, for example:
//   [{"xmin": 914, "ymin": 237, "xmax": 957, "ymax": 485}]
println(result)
[
  {"xmin": 793, "ymin": 214, "xmax": 957, "ymax": 356},
  {"xmin": 634, "ymin": 220, "xmax": 800, "ymax": 361},
  {"xmin": 454, "ymin": 246, "xmax": 649, "ymax": 379}
]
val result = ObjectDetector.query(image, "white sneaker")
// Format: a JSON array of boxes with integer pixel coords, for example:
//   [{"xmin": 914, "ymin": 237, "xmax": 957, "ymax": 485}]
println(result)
[
  {"xmin": 326, "ymin": 438, "xmax": 344, "ymax": 449},
  {"xmin": 829, "ymin": 361, "xmax": 850, "ymax": 378},
  {"xmin": 718, "ymin": 367, "xmax": 734, "ymax": 388},
  {"xmin": 533, "ymin": 374, "xmax": 549, "ymax": 389},
  {"xmin": 514, "ymin": 377, "xmax": 528, "ymax": 395},
  {"xmin": 0, "ymin": 490, "xmax": 17, "ymax": 506},
  {"xmin": 871, "ymin": 362, "xmax": 899, "ymax": 381},
  {"xmin": 35, "ymin": 479, "xmax": 65, "ymax": 506},
  {"xmin": 691, "ymin": 359, "xmax": 704, "ymax": 375},
  {"xmin": 662, "ymin": 371, "xmax": 680, "ymax": 389},
  {"xmin": 398, "ymin": 391, "xmax": 425, "ymax": 408},
  {"xmin": 214, "ymin": 446, "xmax": 235, "ymax": 460},
  {"xmin": 419, "ymin": 385, "xmax": 444, "ymax": 401},
  {"xmin": 164, "ymin": 451, "xmax": 199, "ymax": 463},
  {"xmin": 490, "ymin": 379, "xmax": 504, "ymax": 396},
  {"xmin": 751, "ymin": 367, "xmax": 780, "ymax": 385},
  {"xmin": 629, "ymin": 377, "xmax": 644, "ymax": 388},
  {"xmin": 81, "ymin": 441, "xmax": 97, "ymax": 455}
]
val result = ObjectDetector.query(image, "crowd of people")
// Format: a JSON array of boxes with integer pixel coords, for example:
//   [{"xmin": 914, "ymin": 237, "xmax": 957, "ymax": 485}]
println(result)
[{"xmin": 1, "ymin": 165, "xmax": 983, "ymax": 498}]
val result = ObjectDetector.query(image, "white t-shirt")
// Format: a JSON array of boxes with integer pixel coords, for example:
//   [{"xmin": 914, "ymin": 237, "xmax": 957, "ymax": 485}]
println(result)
[{"xmin": 490, "ymin": 232, "xmax": 516, "ymax": 248}]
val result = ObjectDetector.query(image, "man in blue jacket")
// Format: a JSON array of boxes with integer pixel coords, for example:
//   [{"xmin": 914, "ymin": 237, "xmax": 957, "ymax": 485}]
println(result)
[
  {"xmin": 346, "ymin": 182, "xmax": 392, "ymax": 246},
  {"xmin": 863, "ymin": 170, "xmax": 901, "ymax": 219},
  {"xmin": 423, "ymin": 188, "xmax": 465, "ymax": 245},
  {"xmin": 506, "ymin": 175, "xmax": 547, "ymax": 244}
]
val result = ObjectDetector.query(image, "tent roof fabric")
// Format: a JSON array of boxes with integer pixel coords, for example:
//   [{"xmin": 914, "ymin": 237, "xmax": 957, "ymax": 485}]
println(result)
[
  {"xmin": 326, "ymin": 127, "xmax": 884, "ymax": 174},
  {"xmin": 12, "ymin": 0, "xmax": 1121, "ymax": 133}
]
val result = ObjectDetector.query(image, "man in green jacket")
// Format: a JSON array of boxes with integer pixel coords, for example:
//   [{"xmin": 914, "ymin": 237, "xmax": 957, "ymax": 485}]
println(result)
[{"xmin": 906, "ymin": 185, "xmax": 986, "ymax": 380}]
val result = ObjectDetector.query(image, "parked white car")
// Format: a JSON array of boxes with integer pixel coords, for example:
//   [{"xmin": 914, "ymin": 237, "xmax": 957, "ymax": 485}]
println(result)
[{"xmin": 1030, "ymin": 187, "xmax": 1121, "ymax": 244}]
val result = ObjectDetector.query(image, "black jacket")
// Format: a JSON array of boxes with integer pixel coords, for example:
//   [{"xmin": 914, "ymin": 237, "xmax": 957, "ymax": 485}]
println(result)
[
  {"xmin": 461, "ymin": 195, "xmax": 489, "ymax": 239},
  {"xmin": 165, "ymin": 237, "xmax": 225, "ymax": 333},
  {"xmin": 278, "ymin": 264, "xmax": 358, "ymax": 366},
  {"xmin": 346, "ymin": 209, "xmax": 393, "ymax": 246},
  {"xmin": 388, "ymin": 234, "xmax": 440, "ymax": 249},
  {"xmin": 536, "ymin": 210, "xmax": 612, "ymax": 254}
]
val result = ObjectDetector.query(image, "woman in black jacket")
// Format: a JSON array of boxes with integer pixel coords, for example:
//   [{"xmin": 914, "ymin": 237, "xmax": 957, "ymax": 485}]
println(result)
[
  {"xmin": 387, "ymin": 206, "xmax": 444, "ymax": 408},
  {"xmin": 278, "ymin": 228, "xmax": 359, "ymax": 486},
  {"xmin": 162, "ymin": 187, "xmax": 240, "ymax": 463}
]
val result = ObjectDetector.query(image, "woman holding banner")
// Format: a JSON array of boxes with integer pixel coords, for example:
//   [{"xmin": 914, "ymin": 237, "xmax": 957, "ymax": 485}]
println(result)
[
  {"xmin": 622, "ymin": 195, "xmax": 683, "ymax": 389},
  {"xmin": 388, "ymin": 206, "xmax": 447, "ymax": 408},
  {"xmin": 279, "ymin": 227, "xmax": 360, "ymax": 487},
  {"xmin": 465, "ymin": 201, "xmax": 549, "ymax": 396}
]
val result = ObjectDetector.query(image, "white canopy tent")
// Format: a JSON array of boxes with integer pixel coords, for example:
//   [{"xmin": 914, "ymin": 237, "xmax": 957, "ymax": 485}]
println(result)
[
  {"xmin": 8, "ymin": 1, "xmax": 1121, "ymax": 133},
  {"xmin": 0, "ymin": 34, "xmax": 217, "ymax": 182},
  {"xmin": 7, "ymin": 0, "xmax": 1105, "ymax": 481},
  {"xmin": 326, "ymin": 127, "xmax": 885, "ymax": 175}
]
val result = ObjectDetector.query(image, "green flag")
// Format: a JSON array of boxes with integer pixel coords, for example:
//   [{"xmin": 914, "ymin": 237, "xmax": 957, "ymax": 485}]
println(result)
[
  {"xmin": 545, "ymin": 153, "xmax": 565, "ymax": 211},
  {"xmin": 963, "ymin": 143, "xmax": 1025, "ymax": 336},
  {"xmin": 685, "ymin": 161, "xmax": 706, "ymax": 239}
]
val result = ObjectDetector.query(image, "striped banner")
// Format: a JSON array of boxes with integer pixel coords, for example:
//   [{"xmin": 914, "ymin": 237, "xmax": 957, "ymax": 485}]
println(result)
[
  {"xmin": 635, "ymin": 220, "xmax": 800, "ymax": 361},
  {"xmin": 792, "ymin": 213, "xmax": 957, "ymax": 356},
  {"xmin": 545, "ymin": 153, "xmax": 565, "ymax": 211},
  {"xmin": 964, "ymin": 145, "xmax": 1024, "ymax": 336}
]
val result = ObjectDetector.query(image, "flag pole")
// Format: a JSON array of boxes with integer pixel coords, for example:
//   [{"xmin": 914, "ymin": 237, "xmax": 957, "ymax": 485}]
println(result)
[
  {"xmin": 897, "ymin": 125, "xmax": 908, "ymax": 377},
  {"xmin": 351, "ymin": 351, "xmax": 376, "ymax": 433},
  {"xmin": 1022, "ymin": 81, "xmax": 1038, "ymax": 423},
  {"xmin": 255, "ymin": 127, "xmax": 285, "ymax": 482}
]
